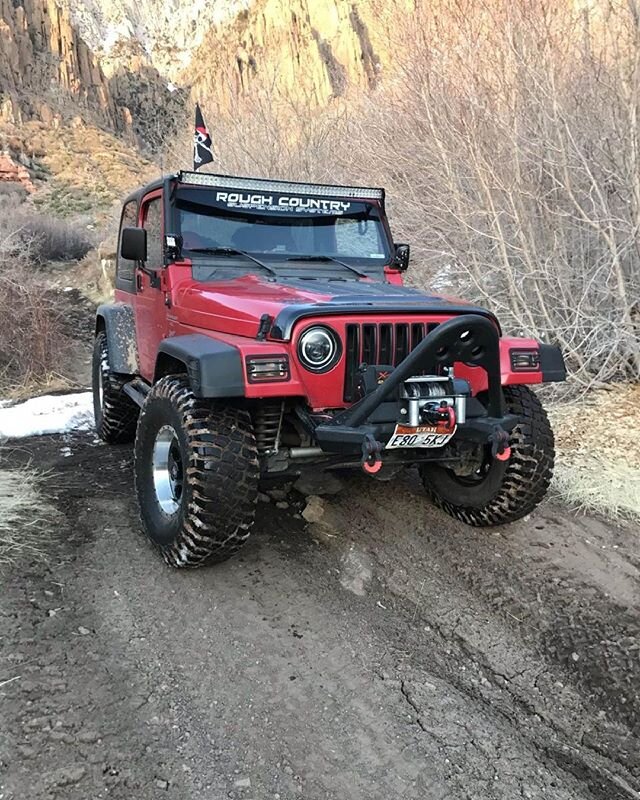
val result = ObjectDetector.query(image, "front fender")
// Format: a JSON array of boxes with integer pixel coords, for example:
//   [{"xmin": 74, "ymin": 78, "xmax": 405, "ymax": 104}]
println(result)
[
  {"xmin": 156, "ymin": 334, "xmax": 245, "ymax": 398},
  {"xmin": 499, "ymin": 338, "xmax": 567, "ymax": 385}
]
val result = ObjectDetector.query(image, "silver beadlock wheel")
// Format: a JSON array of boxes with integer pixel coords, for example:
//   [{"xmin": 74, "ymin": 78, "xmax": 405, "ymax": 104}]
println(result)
[
  {"xmin": 97, "ymin": 363, "xmax": 104, "ymax": 410},
  {"xmin": 152, "ymin": 425, "xmax": 184, "ymax": 515}
]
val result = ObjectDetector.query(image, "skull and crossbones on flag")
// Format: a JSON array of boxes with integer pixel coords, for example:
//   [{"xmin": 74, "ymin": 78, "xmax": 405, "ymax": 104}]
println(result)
[{"xmin": 193, "ymin": 103, "xmax": 214, "ymax": 170}]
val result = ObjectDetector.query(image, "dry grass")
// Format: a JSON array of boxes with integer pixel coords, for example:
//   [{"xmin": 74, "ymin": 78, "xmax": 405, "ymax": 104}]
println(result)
[
  {"xmin": 550, "ymin": 385, "xmax": 640, "ymax": 522},
  {"xmin": 56, "ymin": 249, "xmax": 116, "ymax": 306},
  {"xmin": 0, "ymin": 463, "xmax": 48, "ymax": 565}
]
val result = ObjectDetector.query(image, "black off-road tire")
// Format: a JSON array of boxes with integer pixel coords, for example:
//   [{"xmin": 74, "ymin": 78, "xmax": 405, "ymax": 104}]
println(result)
[
  {"xmin": 420, "ymin": 385, "xmax": 554, "ymax": 526},
  {"xmin": 134, "ymin": 375, "xmax": 259, "ymax": 568},
  {"xmin": 92, "ymin": 330, "xmax": 139, "ymax": 444}
]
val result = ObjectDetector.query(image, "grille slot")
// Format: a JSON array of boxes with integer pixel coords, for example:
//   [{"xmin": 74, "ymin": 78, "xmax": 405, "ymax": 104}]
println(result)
[
  {"xmin": 344, "ymin": 325, "xmax": 360, "ymax": 404},
  {"xmin": 343, "ymin": 321, "xmax": 441, "ymax": 402},
  {"xmin": 379, "ymin": 324, "xmax": 393, "ymax": 364},
  {"xmin": 362, "ymin": 324, "xmax": 377, "ymax": 365},
  {"xmin": 394, "ymin": 324, "xmax": 410, "ymax": 364}
]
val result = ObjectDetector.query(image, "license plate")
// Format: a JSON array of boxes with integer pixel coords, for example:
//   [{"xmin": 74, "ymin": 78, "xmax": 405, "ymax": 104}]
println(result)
[{"xmin": 385, "ymin": 423, "xmax": 456, "ymax": 449}]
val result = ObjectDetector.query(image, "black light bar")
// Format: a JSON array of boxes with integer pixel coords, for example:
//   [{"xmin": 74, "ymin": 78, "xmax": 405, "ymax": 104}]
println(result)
[{"xmin": 177, "ymin": 171, "xmax": 384, "ymax": 201}]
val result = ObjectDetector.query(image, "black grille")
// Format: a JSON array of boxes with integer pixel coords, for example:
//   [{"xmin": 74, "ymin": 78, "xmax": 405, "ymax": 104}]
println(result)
[{"xmin": 344, "ymin": 321, "xmax": 440, "ymax": 401}]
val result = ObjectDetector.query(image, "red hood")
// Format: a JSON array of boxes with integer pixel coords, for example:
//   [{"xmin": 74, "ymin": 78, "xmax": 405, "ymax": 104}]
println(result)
[
  {"xmin": 172, "ymin": 274, "xmax": 488, "ymax": 339},
  {"xmin": 174, "ymin": 275, "xmax": 334, "ymax": 336}
]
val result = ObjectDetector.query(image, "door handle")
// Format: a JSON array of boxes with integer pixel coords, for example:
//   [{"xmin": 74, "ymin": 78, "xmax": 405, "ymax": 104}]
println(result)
[{"xmin": 136, "ymin": 273, "xmax": 143, "ymax": 291}]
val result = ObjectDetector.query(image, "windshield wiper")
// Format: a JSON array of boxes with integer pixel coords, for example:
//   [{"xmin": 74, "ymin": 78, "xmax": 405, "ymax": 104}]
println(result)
[
  {"xmin": 287, "ymin": 255, "xmax": 368, "ymax": 279},
  {"xmin": 187, "ymin": 247, "xmax": 278, "ymax": 278}
]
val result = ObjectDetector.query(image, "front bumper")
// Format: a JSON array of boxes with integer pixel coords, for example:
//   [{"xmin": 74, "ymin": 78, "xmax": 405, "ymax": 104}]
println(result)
[{"xmin": 312, "ymin": 314, "xmax": 547, "ymax": 456}]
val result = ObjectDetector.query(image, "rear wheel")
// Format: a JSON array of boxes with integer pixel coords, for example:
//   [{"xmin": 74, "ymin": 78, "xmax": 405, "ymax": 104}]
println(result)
[
  {"xmin": 92, "ymin": 330, "xmax": 138, "ymax": 444},
  {"xmin": 420, "ymin": 385, "xmax": 554, "ymax": 526},
  {"xmin": 134, "ymin": 375, "xmax": 259, "ymax": 568}
]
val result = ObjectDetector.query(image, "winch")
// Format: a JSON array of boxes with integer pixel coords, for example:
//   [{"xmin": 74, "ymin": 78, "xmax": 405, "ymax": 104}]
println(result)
[{"xmin": 399, "ymin": 374, "xmax": 469, "ymax": 429}]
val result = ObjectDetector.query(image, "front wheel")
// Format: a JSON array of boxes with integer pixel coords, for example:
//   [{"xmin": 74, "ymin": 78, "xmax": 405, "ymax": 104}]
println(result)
[
  {"xmin": 420, "ymin": 385, "xmax": 554, "ymax": 526},
  {"xmin": 134, "ymin": 376, "xmax": 259, "ymax": 568}
]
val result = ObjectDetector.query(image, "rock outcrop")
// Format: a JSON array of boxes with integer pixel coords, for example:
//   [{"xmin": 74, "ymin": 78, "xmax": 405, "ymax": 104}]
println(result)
[
  {"xmin": 0, "ymin": 0, "xmax": 129, "ymax": 131},
  {"xmin": 56, "ymin": 0, "xmax": 247, "ymax": 81},
  {"xmin": 0, "ymin": 152, "xmax": 36, "ymax": 192},
  {"xmin": 186, "ymin": 0, "xmax": 401, "ymax": 112}
]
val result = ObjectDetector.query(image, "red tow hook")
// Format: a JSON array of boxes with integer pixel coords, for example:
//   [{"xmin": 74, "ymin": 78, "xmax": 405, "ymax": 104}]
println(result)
[
  {"xmin": 361, "ymin": 434, "xmax": 383, "ymax": 474},
  {"xmin": 442, "ymin": 402, "xmax": 456, "ymax": 430},
  {"xmin": 363, "ymin": 458, "xmax": 383, "ymax": 474},
  {"xmin": 489, "ymin": 425, "xmax": 511, "ymax": 462},
  {"xmin": 423, "ymin": 402, "xmax": 457, "ymax": 430}
]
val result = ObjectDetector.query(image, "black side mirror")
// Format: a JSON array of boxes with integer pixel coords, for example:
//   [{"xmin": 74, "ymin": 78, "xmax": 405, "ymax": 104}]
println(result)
[
  {"xmin": 392, "ymin": 243, "xmax": 410, "ymax": 272},
  {"xmin": 120, "ymin": 227, "xmax": 147, "ymax": 261}
]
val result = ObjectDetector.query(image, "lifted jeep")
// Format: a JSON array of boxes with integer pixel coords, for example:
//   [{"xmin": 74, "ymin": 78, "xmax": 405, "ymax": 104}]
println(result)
[{"xmin": 93, "ymin": 172, "xmax": 566, "ymax": 568}]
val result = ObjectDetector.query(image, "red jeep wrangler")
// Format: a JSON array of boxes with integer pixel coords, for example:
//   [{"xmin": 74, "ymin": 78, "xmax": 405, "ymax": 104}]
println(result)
[{"xmin": 93, "ymin": 172, "xmax": 565, "ymax": 568}]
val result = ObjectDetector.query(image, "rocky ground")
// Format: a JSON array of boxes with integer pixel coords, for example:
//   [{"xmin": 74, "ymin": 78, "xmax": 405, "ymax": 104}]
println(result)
[{"xmin": 0, "ymin": 433, "xmax": 638, "ymax": 800}]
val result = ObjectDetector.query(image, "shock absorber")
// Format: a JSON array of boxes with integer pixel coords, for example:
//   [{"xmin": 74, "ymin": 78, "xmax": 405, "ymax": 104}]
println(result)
[{"xmin": 253, "ymin": 402, "xmax": 284, "ymax": 456}]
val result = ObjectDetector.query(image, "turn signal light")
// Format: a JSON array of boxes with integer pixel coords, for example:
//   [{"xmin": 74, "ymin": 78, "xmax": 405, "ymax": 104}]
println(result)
[
  {"xmin": 510, "ymin": 349, "xmax": 540, "ymax": 371},
  {"xmin": 246, "ymin": 355, "xmax": 290, "ymax": 383}
]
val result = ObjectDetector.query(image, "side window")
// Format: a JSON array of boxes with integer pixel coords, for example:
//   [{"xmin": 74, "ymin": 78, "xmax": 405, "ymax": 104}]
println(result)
[
  {"xmin": 143, "ymin": 197, "xmax": 163, "ymax": 266},
  {"xmin": 116, "ymin": 200, "xmax": 137, "ymax": 283}
]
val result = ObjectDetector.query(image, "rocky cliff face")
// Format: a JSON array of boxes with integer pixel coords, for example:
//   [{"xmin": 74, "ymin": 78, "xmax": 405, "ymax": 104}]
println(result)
[
  {"xmin": 57, "ymin": 0, "xmax": 249, "ymax": 80},
  {"xmin": 0, "ymin": 0, "xmax": 409, "ymax": 148},
  {"xmin": 0, "ymin": 0, "xmax": 131, "ymax": 130},
  {"xmin": 185, "ymin": 0, "xmax": 402, "ymax": 112}
]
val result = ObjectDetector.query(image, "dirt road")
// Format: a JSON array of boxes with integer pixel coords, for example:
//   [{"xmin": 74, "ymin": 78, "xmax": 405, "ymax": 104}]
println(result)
[{"xmin": 1, "ymin": 433, "xmax": 638, "ymax": 800}]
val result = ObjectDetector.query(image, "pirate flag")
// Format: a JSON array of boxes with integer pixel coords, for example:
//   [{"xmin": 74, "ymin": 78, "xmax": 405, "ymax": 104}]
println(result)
[{"xmin": 193, "ymin": 104, "xmax": 214, "ymax": 170}]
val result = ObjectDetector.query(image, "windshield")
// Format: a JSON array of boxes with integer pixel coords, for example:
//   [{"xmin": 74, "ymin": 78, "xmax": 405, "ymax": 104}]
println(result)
[{"xmin": 174, "ymin": 186, "xmax": 391, "ymax": 279}]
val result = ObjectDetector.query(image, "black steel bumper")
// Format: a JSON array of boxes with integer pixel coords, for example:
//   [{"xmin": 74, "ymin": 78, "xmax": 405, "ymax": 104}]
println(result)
[{"xmin": 313, "ymin": 315, "xmax": 522, "ymax": 456}]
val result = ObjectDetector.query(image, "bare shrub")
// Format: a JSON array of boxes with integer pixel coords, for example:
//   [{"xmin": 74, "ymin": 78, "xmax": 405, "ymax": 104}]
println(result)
[
  {"xmin": 0, "ymin": 245, "xmax": 73, "ymax": 394},
  {"xmin": 343, "ymin": 0, "xmax": 640, "ymax": 385},
  {"xmin": 0, "ymin": 210, "xmax": 95, "ymax": 265}
]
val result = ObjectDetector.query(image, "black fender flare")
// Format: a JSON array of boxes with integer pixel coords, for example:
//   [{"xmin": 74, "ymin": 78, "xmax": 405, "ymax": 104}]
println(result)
[
  {"xmin": 539, "ymin": 343, "xmax": 567, "ymax": 382},
  {"xmin": 95, "ymin": 303, "xmax": 139, "ymax": 375},
  {"xmin": 156, "ymin": 335, "xmax": 245, "ymax": 398}
]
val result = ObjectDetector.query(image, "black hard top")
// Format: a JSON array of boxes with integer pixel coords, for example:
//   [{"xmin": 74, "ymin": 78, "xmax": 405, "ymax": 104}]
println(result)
[{"xmin": 122, "ymin": 176, "xmax": 167, "ymax": 208}]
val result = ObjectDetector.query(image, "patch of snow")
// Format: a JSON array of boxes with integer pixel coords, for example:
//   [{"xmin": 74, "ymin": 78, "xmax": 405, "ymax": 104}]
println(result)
[
  {"xmin": 167, "ymin": 82, "xmax": 178, "ymax": 93},
  {"xmin": 0, "ymin": 393, "xmax": 94, "ymax": 440}
]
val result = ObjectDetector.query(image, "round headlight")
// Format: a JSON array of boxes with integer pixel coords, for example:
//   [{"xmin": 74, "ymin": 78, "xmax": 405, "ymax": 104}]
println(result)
[{"xmin": 297, "ymin": 326, "xmax": 341, "ymax": 373}]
